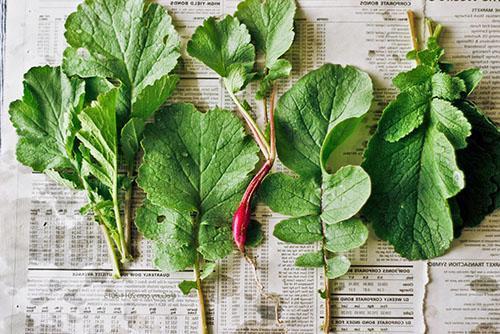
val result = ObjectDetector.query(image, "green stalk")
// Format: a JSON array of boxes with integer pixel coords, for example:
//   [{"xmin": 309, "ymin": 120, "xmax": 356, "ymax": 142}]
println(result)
[
  {"xmin": 407, "ymin": 10, "xmax": 420, "ymax": 65},
  {"xmin": 194, "ymin": 255, "xmax": 209, "ymax": 334},
  {"xmin": 112, "ymin": 157, "xmax": 129, "ymax": 262},
  {"xmin": 224, "ymin": 82, "xmax": 271, "ymax": 159},
  {"xmin": 321, "ymin": 224, "xmax": 331, "ymax": 334},
  {"xmin": 123, "ymin": 164, "xmax": 134, "ymax": 256},
  {"xmin": 100, "ymin": 223, "xmax": 122, "ymax": 279}
]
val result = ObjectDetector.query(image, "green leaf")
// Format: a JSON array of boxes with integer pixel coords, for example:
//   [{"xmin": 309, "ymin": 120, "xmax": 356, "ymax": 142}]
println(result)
[
  {"xmin": 325, "ymin": 219, "xmax": 369, "ymax": 253},
  {"xmin": 178, "ymin": 280, "xmax": 198, "ymax": 295},
  {"xmin": 325, "ymin": 255, "xmax": 351, "ymax": 279},
  {"xmin": 9, "ymin": 66, "xmax": 85, "ymax": 188},
  {"xmin": 456, "ymin": 68, "xmax": 483, "ymax": 96},
  {"xmin": 235, "ymin": 0, "xmax": 296, "ymax": 68},
  {"xmin": 454, "ymin": 101, "xmax": 500, "ymax": 227},
  {"xmin": 137, "ymin": 104, "xmax": 259, "ymax": 268},
  {"xmin": 121, "ymin": 118, "xmax": 146, "ymax": 167},
  {"xmin": 200, "ymin": 262, "xmax": 217, "ymax": 280},
  {"xmin": 377, "ymin": 83, "xmax": 431, "ymax": 142},
  {"xmin": 363, "ymin": 124, "xmax": 464, "ymax": 260},
  {"xmin": 259, "ymin": 173, "xmax": 320, "ymax": 217},
  {"xmin": 429, "ymin": 99, "xmax": 471, "ymax": 149},
  {"xmin": 393, "ymin": 65, "xmax": 434, "ymax": 91},
  {"xmin": 431, "ymin": 73, "xmax": 466, "ymax": 101},
  {"xmin": 63, "ymin": 0, "xmax": 180, "ymax": 121},
  {"xmin": 275, "ymin": 64, "xmax": 373, "ymax": 178},
  {"xmin": 77, "ymin": 88, "xmax": 120, "ymax": 190},
  {"xmin": 256, "ymin": 59, "xmax": 292, "ymax": 100},
  {"xmin": 320, "ymin": 117, "xmax": 363, "ymax": 172},
  {"xmin": 362, "ymin": 36, "xmax": 498, "ymax": 260},
  {"xmin": 295, "ymin": 251, "xmax": 324, "ymax": 267},
  {"xmin": 273, "ymin": 216, "xmax": 323, "ymax": 244},
  {"xmin": 262, "ymin": 63, "xmax": 373, "ymax": 283},
  {"xmin": 135, "ymin": 200, "xmax": 195, "ymax": 272},
  {"xmin": 187, "ymin": 15, "xmax": 255, "ymax": 93},
  {"xmin": 321, "ymin": 166, "xmax": 371, "ymax": 225}
]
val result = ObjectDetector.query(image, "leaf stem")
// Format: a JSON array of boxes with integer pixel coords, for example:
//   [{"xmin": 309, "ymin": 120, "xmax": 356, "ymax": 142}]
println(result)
[
  {"xmin": 194, "ymin": 254, "xmax": 209, "ymax": 334},
  {"xmin": 425, "ymin": 18, "xmax": 434, "ymax": 36},
  {"xmin": 433, "ymin": 24, "xmax": 443, "ymax": 40},
  {"xmin": 225, "ymin": 83, "xmax": 271, "ymax": 159},
  {"xmin": 269, "ymin": 86, "xmax": 277, "ymax": 162},
  {"xmin": 99, "ymin": 223, "xmax": 121, "ymax": 279},
  {"xmin": 321, "ymin": 223, "xmax": 331, "ymax": 333},
  {"xmin": 407, "ymin": 10, "xmax": 420, "ymax": 65},
  {"xmin": 123, "ymin": 164, "xmax": 134, "ymax": 257},
  {"xmin": 322, "ymin": 263, "xmax": 331, "ymax": 334},
  {"xmin": 112, "ymin": 187, "xmax": 129, "ymax": 263}
]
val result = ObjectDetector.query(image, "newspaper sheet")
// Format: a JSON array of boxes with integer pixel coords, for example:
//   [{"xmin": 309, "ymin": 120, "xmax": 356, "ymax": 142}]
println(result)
[{"xmin": 0, "ymin": 0, "xmax": 498, "ymax": 333}]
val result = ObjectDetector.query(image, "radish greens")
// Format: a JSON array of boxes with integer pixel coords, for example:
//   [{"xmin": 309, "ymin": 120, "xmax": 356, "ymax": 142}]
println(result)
[{"xmin": 260, "ymin": 64, "xmax": 373, "ymax": 334}]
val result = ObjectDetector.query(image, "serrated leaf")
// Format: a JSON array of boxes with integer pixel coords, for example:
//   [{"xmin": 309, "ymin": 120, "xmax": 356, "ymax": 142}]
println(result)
[
  {"xmin": 9, "ymin": 66, "xmax": 85, "ymax": 188},
  {"xmin": 377, "ymin": 83, "xmax": 431, "ymax": 142},
  {"xmin": 137, "ymin": 104, "xmax": 259, "ymax": 268},
  {"xmin": 235, "ymin": 0, "xmax": 296, "ymax": 68},
  {"xmin": 275, "ymin": 64, "xmax": 373, "ymax": 178},
  {"xmin": 431, "ymin": 72, "xmax": 466, "ymax": 101},
  {"xmin": 187, "ymin": 15, "xmax": 255, "ymax": 93},
  {"xmin": 295, "ymin": 251, "xmax": 324, "ymax": 268},
  {"xmin": 361, "ymin": 36, "xmax": 498, "ymax": 260},
  {"xmin": 430, "ymin": 98, "xmax": 471, "ymax": 149},
  {"xmin": 393, "ymin": 65, "xmax": 434, "ymax": 91},
  {"xmin": 325, "ymin": 255, "xmax": 351, "ymax": 279},
  {"xmin": 320, "ymin": 117, "xmax": 363, "ymax": 172}
]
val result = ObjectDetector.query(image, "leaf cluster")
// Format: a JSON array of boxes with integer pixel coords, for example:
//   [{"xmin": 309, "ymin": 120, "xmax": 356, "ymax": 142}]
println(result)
[{"xmin": 363, "ymin": 37, "xmax": 500, "ymax": 260}]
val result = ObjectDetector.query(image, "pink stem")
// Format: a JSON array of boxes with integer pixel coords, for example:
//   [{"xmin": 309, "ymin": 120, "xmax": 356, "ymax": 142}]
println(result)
[{"xmin": 232, "ymin": 160, "xmax": 273, "ymax": 252}]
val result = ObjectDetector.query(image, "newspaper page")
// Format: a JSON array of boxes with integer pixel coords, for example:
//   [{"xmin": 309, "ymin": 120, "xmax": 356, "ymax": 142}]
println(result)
[{"xmin": 0, "ymin": 0, "xmax": 497, "ymax": 333}]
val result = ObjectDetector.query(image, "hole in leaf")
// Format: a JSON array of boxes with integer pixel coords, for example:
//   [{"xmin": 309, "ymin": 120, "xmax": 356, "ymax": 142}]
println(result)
[{"xmin": 157, "ymin": 215, "xmax": 166, "ymax": 224}]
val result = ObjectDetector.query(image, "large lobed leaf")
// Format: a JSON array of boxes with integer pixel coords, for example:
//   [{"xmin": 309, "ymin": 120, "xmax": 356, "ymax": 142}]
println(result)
[
  {"xmin": 136, "ymin": 104, "xmax": 259, "ymax": 271},
  {"xmin": 363, "ymin": 39, "xmax": 500, "ymax": 259},
  {"xmin": 260, "ymin": 64, "xmax": 373, "ymax": 279}
]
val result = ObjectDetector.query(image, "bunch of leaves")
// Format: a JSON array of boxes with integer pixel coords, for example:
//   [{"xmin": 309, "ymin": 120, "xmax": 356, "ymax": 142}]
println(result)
[
  {"xmin": 362, "ymin": 20, "xmax": 500, "ymax": 260},
  {"xmin": 62, "ymin": 0, "xmax": 181, "ymax": 261},
  {"xmin": 259, "ymin": 64, "xmax": 374, "ymax": 334},
  {"xmin": 135, "ymin": 104, "xmax": 259, "ymax": 333},
  {"xmin": 9, "ymin": 0, "xmax": 181, "ymax": 277},
  {"xmin": 187, "ymin": 0, "xmax": 297, "ymax": 252}
]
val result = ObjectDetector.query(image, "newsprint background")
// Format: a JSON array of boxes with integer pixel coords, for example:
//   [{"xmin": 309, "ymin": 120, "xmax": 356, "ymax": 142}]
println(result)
[{"xmin": 0, "ymin": 0, "xmax": 499, "ymax": 333}]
